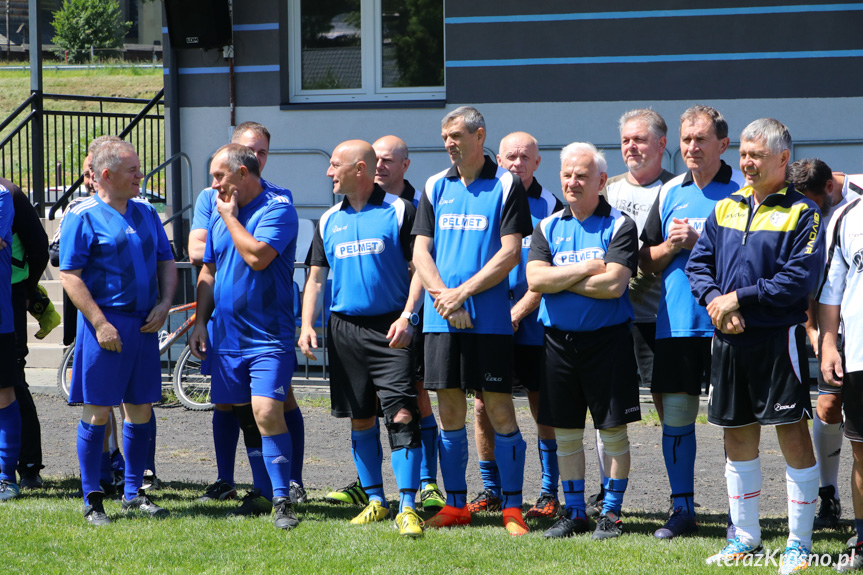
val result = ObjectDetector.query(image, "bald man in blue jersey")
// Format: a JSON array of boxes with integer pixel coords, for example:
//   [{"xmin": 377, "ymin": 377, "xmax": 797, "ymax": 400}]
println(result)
[
  {"xmin": 60, "ymin": 140, "xmax": 177, "ymax": 525},
  {"xmin": 189, "ymin": 143, "xmax": 300, "ymax": 530}
]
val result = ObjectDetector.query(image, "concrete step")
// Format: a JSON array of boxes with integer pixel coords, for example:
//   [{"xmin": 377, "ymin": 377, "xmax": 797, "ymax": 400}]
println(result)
[
  {"xmin": 27, "ymin": 342, "xmax": 65, "ymax": 369},
  {"xmin": 40, "ymin": 279, "xmax": 63, "ymax": 301},
  {"xmin": 40, "ymin": 217, "xmax": 60, "ymax": 239},
  {"xmin": 26, "ymin": 320, "xmax": 64, "ymax": 344}
]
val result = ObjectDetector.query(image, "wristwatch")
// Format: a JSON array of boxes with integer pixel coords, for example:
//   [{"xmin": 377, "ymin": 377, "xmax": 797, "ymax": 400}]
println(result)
[{"xmin": 400, "ymin": 311, "xmax": 419, "ymax": 326}]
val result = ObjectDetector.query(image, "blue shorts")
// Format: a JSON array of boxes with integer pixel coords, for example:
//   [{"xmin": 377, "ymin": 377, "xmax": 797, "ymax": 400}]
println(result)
[
  {"xmin": 69, "ymin": 309, "xmax": 162, "ymax": 406},
  {"xmin": 211, "ymin": 351, "xmax": 294, "ymax": 404}
]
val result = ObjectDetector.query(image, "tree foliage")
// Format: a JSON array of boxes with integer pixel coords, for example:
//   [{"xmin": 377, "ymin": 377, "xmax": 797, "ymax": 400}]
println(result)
[{"xmin": 51, "ymin": 0, "xmax": 132, "ymax": 63}]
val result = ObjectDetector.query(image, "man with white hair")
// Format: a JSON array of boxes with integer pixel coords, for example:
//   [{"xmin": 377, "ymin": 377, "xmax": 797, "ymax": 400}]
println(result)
[
  {"xmin": 639, "ymin": 105, "xmax": 744, "ymax": 540},
  {"xmin": 687, "ymin": 118, "xmax": 824, "ymax": 573},
  {"xmin": 527, "ymin": 142, "xmax": 640, "ymax": 540},
  {"xmin": 469, "ymin": 131, "xmax": 564, "ymax": 519}
]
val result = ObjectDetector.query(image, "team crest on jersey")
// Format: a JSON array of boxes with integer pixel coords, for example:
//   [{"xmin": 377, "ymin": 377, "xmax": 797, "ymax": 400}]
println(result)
[
  {"xmin": 853, "ymin": 248, "xmax": 863, "ymax": 273},
  {"xmin": 335, "ymin": 239, "xmax": 385, "ymax": 258},
  {"xmin": 689, "ymin": 218, "xmax": 707, "ymax": 234},
  {"xmin": 554, "ymin": 248, "xmax": 605, "ymax": 266},
  {"xmin": 769, "ymin": 211, "xmax": 788, "ymax": 227},
  {"xmin": 439, "ymin": 214, "xmax": 488, "ymax": 231}
]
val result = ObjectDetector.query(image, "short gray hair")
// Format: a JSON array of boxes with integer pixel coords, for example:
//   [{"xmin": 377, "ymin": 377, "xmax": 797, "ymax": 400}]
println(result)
[
  {"xmin": 213, "ymin": 143, "xmax": 261, "ymax": 178},
  {"xmin": 92, "ymin": 140, "xmax": 136, "ymax": 182},
  {"xmin": 88, "ymin": 134, "xmax": 122, "ymax": 155},
  {"xmin": 740, "ymin": 118, "xmax": 792, "ymax": 154},
  {"xmin": 560, "ymin": 142, "xmax": 607, "ymax": 174},
  {"xmin": 680, "ymin": 105, "xmax": 728, "ymax": 140},
  {"xmin": 619, "ymin": 109, "xmax": 668, "ymax": 139},
  {"xmin": 442, "ymin": 106, "xmax": 485, "ymax": 133}
]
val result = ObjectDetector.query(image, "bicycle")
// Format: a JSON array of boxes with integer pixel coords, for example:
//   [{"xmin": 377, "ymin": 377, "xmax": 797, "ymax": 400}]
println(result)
[{"xmin": 56, "ymin": 302, "xmax": 213, "ymax": 411}]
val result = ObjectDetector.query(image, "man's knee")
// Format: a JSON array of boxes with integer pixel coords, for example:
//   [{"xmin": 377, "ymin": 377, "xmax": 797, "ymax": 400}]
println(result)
[
  {"xmin": 386, "ymin": 403, "xmax": 421, "ymax": 451},
  {"xmin": 555, "ymin": 428, "xmax": 584, "ymax": 457},
  {"xmin": 598, "ymin": 425, "xmax": 630, "ymax": 457},
  {"xmin": 662, "ymin": 393, "xmax": 699, "ymax": 427},
  {"xmin": 232, "ymin": 404, "xmax": 262, "ymax": 448},
  {"xmin": 817, "ymin": 393, "xmax": 843, "ymax": 423}
]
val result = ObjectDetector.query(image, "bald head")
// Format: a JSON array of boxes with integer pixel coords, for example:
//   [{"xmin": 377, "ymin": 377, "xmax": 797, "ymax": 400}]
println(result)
[
  {"xmin": 373, "ymin": 135, "xmax": 411, "ymax": 194},
  {"xmin": 328, "ymin": 140, "xmax": 377, "ymax": 196},
  {"xmin": 497, "ymin": 131, "xmax": 541, "ymax": 188}
]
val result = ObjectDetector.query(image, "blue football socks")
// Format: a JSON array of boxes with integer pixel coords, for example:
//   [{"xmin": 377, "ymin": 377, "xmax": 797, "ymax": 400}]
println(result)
[
  {"xmin": 439, "ymin": 427, "xmax": 469, "ymax": 508},
  {"xmin": 77, "ymin": 420, "xmax": 105, "ymax": 505},
  {"xmin": 352, "ymin": 426, "xmax": 385, "ymax": 506},
  {"xmin": 212, "ymin": 409, "xmax": 240, "ymax": 485},
  {"xmin": 539, "ymin": 438, "xmax": 559, "ymax": 496},
  {"xmin": 261, "ymin": 432, "xmax": 292, "ymax": 499},
  {"xmin": 663, "ymin": 423, "xmax": 696, "ymax": 515},
  {"xmin": 602, "ymin": 476, "xmax": 629, "ymax": 516},
  {"xmin": 419, "ymin": 414, "xmax": 438, "ymax": 489},
  {"xmin": 391, "ymin": 445, "xmax": 420, "ymax": 512},
  {"xmin": 562, "ymin": 479, "xmax": 586, "ymax": 520},
  {"xmin": 284, "ymin": 407, "xmax": 305, "ymax": 486},
  {"xmin": 495, "ymin": 429, "xmax": 526, "ymax": 510},
  {"xmin": 0, "ymin": 401, "xmax": 21, "ymax": 483},
  {"xmin": 478, "ymin": 459, "xmax": 501, "ymax": 498},
  {"xmin": 123, "ymin": 421, "xmax": 152, "ymax": 501}
]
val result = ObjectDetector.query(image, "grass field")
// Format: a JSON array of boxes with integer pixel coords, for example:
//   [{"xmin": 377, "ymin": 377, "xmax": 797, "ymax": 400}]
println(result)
[{"xmin": 2, "ymin": 477, "xmax": 855, "ymax": 575}]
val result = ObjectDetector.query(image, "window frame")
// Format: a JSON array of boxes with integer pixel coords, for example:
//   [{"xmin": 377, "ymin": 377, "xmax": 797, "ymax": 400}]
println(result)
[{"xmin": 287, "ymin": 0, "xmax": 446, "ymax": 103}]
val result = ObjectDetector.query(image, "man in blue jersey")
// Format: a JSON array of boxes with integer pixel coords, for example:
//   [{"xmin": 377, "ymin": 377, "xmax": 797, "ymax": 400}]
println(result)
[
  {"xmin": 60, "ymin": 140, "xmax": 177, "ymax": 525},
  {"xmin": 468, "ymin": 131, "xmax": 564, "ymax": 519},
  {"xmin": 639, "ymin": 106, "xmax": 744, "ymax": 540},
  {"xmin": 687, "ymin": 119, "xmax": 823, "ymax": 573},
  {"xmin": 0, "ymin": 179, "xmax": 19, "ymax": 501},
  {"xmin": 412, "ymin": 106, "xmax": 533, "ymax": 536},
  {"xmin": 189, "ymin": 143, "xmax": 299, "ymax": 530},
  {"xmin": 299, "ymin": 139, "xmax": 425, "ymax": 537},
  {"xmin": 527, "ymin": 142, "xmax": 640, "ymax": 540},
  {"xmin": 188, "ymin": 121, "xmax": 306, "ymax": 507}
]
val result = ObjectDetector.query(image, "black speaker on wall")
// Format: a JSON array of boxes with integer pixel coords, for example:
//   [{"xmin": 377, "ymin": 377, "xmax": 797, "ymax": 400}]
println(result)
[{"xmin": 165, "ymin": 0, "xmax": 232, "ymax": 49}]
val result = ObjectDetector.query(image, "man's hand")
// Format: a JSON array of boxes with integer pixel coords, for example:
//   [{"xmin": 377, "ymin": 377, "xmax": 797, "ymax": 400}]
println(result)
[
  {"xmin": 298, "ymin": 326, "xmax": 319, "ymax": 360},
  {"xmin": 707, "ymin": 291, "xmax": 739, "ymax": 325},
  {"xmin": 668, "ymin": 217, "xmax": 700, "ymax": 251},
  {"xmin": 806, "ymin": 325, "xmax": 820, "ymax": 358},
  {"xmin": 216, "ymin": 190, "xmax": 239, "ymax": 220},
  {"xmin": 386, "ymin": 318, "xmax": 413, "ymax": 349},
  {"xmin": 94, "ymin": 318, "xmax": 122, "ymax": 353},
  {"xmin": 447, "ymin": 308, "xmax": 474, "ymax": 330},
  {"xmin": 429, "ymin": 286, "xmax": 467, "ymax": 320},
  {"xmin": 189, "ymin": 324, "xmax": 208, "ymax": 360},
  {"xmin": 821, "ymin": 346, "xmax": 844, "ymax": 386},
  {"xmin": 141, "ymin": 301, "xmax": 171, "ymax": 333},
  {"xmin": 718, "ymin": 310, "xmax": 746, "ymax": 335}
]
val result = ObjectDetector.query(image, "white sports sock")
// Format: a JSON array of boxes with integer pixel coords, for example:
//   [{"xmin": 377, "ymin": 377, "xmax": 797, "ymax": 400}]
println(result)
[
  {"xmin": 812, "ymin": 413, "xmax": 843, "ymax": 495},
  {"xmin": 786, "ymin": 463, "xmax": 820, "ymax": 549},
  {"xmin": 727, "ymin": 458, "xmax": 762, "ymax": 546},
  {"xmin": 595, "ymin": 428, "xmax": 608, "ymax": 482}
]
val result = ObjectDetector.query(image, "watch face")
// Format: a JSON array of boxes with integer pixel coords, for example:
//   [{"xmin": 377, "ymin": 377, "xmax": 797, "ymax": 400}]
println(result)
[{"xmin": 410, "ymin": 313, "xmax": 419, "ymax": 326}]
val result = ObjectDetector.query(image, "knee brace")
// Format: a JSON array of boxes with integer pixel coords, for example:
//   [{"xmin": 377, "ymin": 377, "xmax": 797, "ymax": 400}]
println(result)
[
  {"xmin": 385, "ymin": 402, "xmax": 421, "ymax": 451},
  {"xmin": 232, "ymin": 404, "xmax": 262, "ymax": 449},
  {"xmin": 554, "ymin": 428, "xmax": 584, "ymax": 457},
  {"xmin": 662, "ymin": 393, "xmax": 700, "ymax": 427},
  {"xmin": 598, "ymin": 425, "xmax": 629, "ymax": 457}
]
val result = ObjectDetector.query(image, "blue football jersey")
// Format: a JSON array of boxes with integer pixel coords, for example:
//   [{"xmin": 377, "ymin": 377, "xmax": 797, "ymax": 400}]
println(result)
[
  {"xmin": 204, "ymin": 189, "xmax": 298, "ymax": 355},
  {"xmin": 60, "ymin": 195, "xmax": 173, "ymax": 313},
  {"xmin": 191, "ymin": 178, "xmax": 293, "ymax": 232}
]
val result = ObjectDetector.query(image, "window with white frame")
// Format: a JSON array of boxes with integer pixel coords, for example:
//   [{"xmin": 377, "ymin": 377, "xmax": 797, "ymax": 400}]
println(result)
[{"xmin": 288, "ymin": 0, "xmax": 445, "ymax": 103}]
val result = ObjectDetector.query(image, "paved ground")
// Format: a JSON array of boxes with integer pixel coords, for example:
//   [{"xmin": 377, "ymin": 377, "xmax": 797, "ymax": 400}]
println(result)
[{"xmin": 24, "ymin": 367, "xmax": 852, "ymax": 521}]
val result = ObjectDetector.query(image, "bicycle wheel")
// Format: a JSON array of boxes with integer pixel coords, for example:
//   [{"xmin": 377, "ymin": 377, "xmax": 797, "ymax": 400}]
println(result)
[
  {"xmin": 172, "ymin": 345, "xmax": 213, "ymax": 411},
  {"xmin": 56, "ymin": 345, "xmax": 74, "ymax": 402}
]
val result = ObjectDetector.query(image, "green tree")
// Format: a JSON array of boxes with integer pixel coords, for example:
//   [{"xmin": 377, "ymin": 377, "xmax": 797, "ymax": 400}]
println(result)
[{"xmin": 51, "ymin": 0, "xmax": 132, "ymax": 63}]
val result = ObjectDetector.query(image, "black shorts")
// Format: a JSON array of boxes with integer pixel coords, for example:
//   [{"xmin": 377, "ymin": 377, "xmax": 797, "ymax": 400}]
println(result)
[
  {"xmin": 0, "ymin": 332, "xmax": 16, "ymax": 388},
  {"xmin": 538, "ymin": 323, "xmax": 641, "ymax": 430},
  {"xmin": 707, "ymin": 325, "xmax": 813, "ymax": 427},
  {"xmin": 651, "ymin": 337, "xmax": 712, "ymax": 396},
  {"xmin": 632, "ymin": 322, "xmax": 656, "ymax": 388},
  {"xmin": 513, "ymin": 344, "xmax": 542, "ymax": 392},
  {"xmin": 842, "ymin": 371, "xmax": 863, "ymax": 442},
  {"xmin": 327, "ymin": 312, "xmax": 416, "ymax": 421},
  {"xmin": 423, "ymin": 333, "xmax": 513, "ymax": 393}
]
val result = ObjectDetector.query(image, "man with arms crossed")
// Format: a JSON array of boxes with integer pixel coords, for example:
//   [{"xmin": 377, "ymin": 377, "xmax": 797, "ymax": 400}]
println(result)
[
  {"xmin": 687, "ymin": 119, "xmax": 823, "ymax": 573},
  {"xmin": 189, "ymin": 144, "xmax": 300, "ymax": 530},
  {"xmin": 413, "ymin": 106, "xmax": 533, "ymax": 535},
  {"xmin": 188, "ymin": 122, "xmax": 306, "ymax": 506},
  {"xmin": 527, "ymin": 142, "xmax": 640, "ymax": 540},
  {"xmin": 300, "ymin": 140, "xmax": 425, "ymax": 537},
  {"xmin": 60, "ymin": 140, "xmax": 177, "ymax": 524},
  {"xmin": 640, "ymin": 106, "xmax": 744, "ymax": 539},
  {"xmin": 469, "ymin": 131, "xmax": 564, "ymax": 519},
  {"xmin": 589, "ymin": 109, "xmax": 673, "ymax": 516}
]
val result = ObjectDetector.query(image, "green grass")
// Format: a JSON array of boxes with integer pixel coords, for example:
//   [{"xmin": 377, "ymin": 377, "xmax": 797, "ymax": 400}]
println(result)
[{"xmin": 2, "ymin": 478, "xmax": 854, "ymax": 574}]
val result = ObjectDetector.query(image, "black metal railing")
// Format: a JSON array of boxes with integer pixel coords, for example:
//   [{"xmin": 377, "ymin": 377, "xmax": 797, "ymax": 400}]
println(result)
[{"xmin": 0, "ymin": 89, "xmax": 165, "ymax": 216}]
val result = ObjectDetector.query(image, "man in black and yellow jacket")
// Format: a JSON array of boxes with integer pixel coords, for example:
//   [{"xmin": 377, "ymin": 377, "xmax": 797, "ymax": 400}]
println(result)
[{"xmin": 685, "ymin": 119, "xmax": 824, "ymax": 574}]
